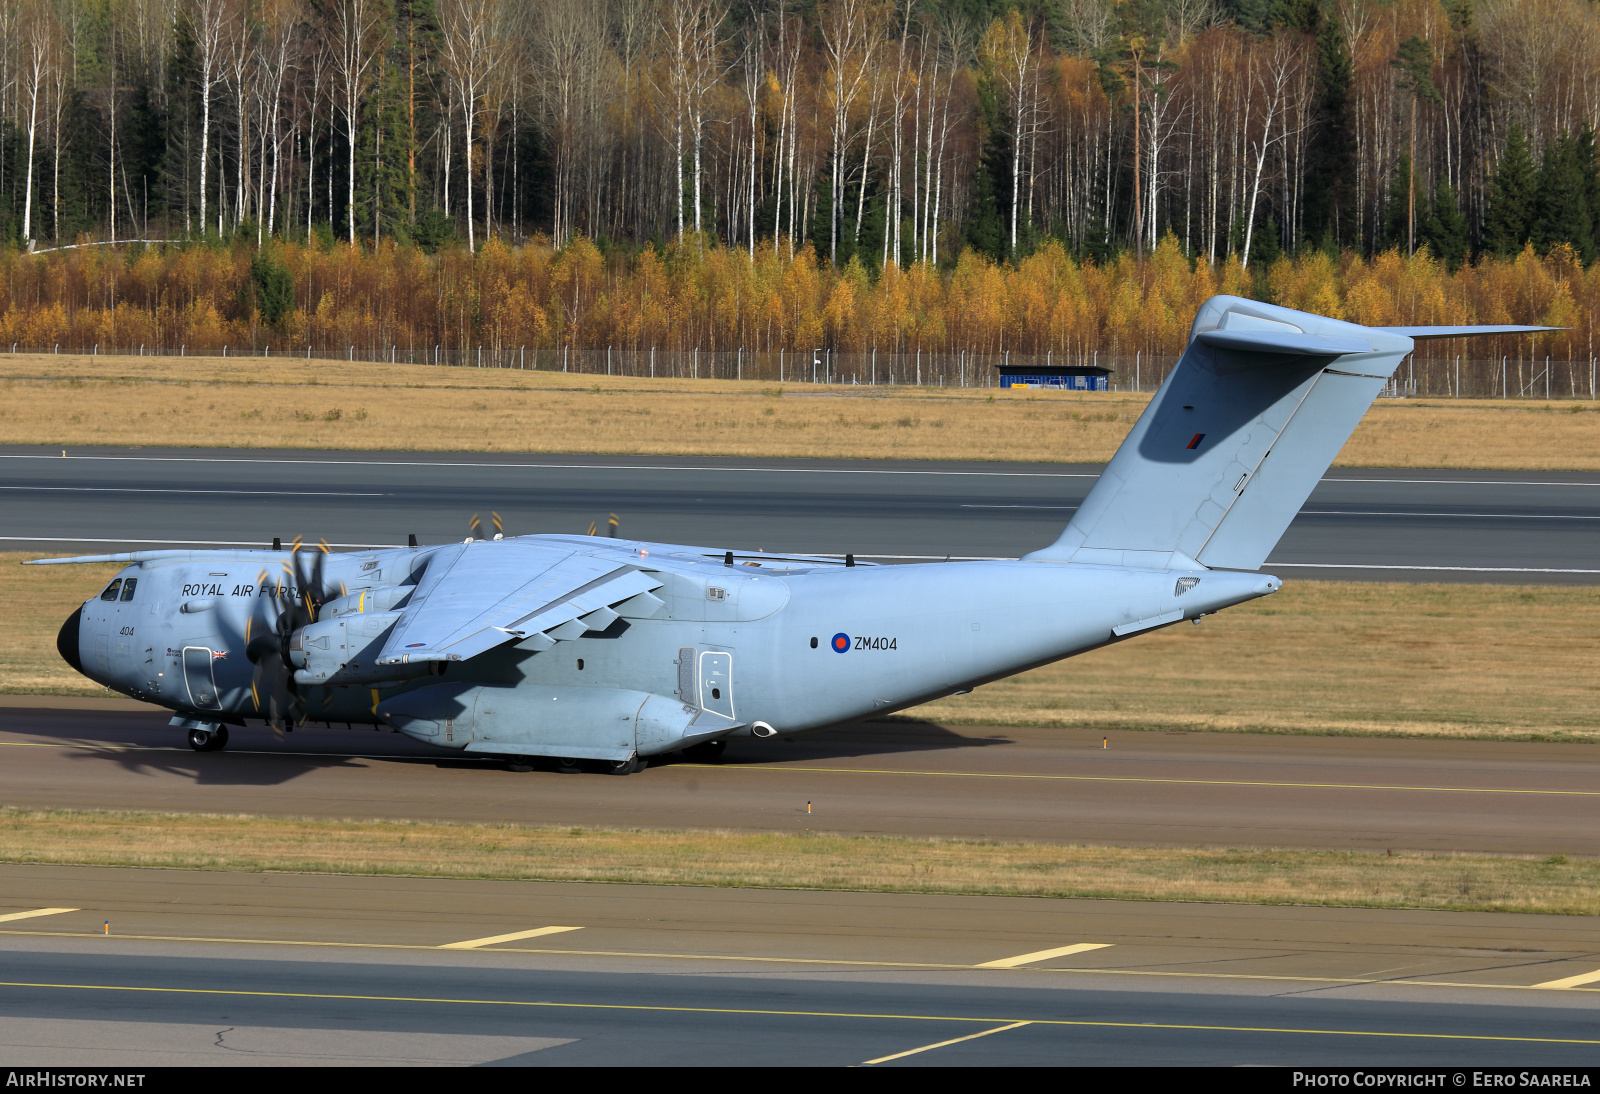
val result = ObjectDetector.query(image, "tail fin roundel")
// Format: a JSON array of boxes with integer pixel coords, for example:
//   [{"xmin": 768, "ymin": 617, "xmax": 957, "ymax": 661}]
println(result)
[{"xmin": 1025, "ymin": 296, "xmax": 1553, "ymax": 572}]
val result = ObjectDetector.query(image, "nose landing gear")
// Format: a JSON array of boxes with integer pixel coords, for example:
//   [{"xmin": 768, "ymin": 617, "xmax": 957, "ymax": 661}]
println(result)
[{"xmin": 187, "ymin": 725, "xmax": 229, "ymax": 752}]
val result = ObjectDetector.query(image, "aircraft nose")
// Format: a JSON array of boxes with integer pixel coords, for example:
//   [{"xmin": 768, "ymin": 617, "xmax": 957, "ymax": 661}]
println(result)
[{"xmin": 56, "ymin": 609, "xmax": 83, "ymax": 673}]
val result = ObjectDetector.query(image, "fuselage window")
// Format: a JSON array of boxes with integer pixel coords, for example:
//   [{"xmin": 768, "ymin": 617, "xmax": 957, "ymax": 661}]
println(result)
[
  {"xmin": 119, "ymin": 578, "xmax": 138, "ymax": 602},
  {"xmin": 99, "ymin": 579, "xmax": 122, "ymax": 602}
]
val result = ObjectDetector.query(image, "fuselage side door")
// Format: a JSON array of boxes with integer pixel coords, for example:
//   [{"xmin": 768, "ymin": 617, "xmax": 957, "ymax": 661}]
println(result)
[
  {"xmin": 698, "ymin": 651, "xmax": 733, "ymax": 720},
  {"xmin": 182, "ymin": 646, "xmax": 220, "ymax": 710}
]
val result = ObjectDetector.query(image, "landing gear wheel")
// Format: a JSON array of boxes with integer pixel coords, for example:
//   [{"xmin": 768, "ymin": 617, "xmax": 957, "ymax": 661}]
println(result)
[
  {"xmin": 188, "ymin": 726, "xmax": 228, "ymax": 752},
  {"xmin": 682, "ymin": 740, "xmax": 726, "ymax": 762},
  {"xmin": 607, "ymin": 755, "xmax": 641, "ymax": 776},
  {"xmin": 555, "ymin": 758, "xmax": 583, "ymax": 774},
  {"xmin": 504, "ymin": 756, "xmax": 534, "ymax": 772}
]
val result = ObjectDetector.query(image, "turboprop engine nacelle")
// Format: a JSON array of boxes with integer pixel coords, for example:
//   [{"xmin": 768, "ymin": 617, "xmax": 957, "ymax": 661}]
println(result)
[
  {"xmin": 287, "ymin": 610, "xmax": 441, "ymax": 687},
  {"xmin": 318, "ymin": 585, "xmax": 413, "ymax": 619}
]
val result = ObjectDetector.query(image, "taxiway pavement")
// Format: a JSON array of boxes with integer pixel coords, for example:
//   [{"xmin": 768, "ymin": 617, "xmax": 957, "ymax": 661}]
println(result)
[
  {"xmin": 5, "ymin": 700, "xmax": 1596, "ymax": 856},
  {"xmin": 5, "ymin": 447, "xmax": 1599, "ymax": 582},
  {"xmin": 1, "ymin": 866, "xmax": 1598, "ymax": 1065}
]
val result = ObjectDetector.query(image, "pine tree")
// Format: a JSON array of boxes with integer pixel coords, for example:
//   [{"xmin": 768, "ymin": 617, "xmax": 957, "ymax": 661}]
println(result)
[
  {"xmin": 1483, "ymin": 125, "xmax": 1536, "ymax": 257},
  {"xmin": 962, "ymin": 156, "xmax": 1006, "ymax": 262},
  {"xmin": 1391, "ymin": 36, "xmax": 1441, "ymax": 255},
  {"xmin": 1302, "ymin": 12, "xmax": 1355, "ymax": 247},
  {"xmin": 123, "ymin": 85, "xmax": 167, "ymax": 235},
  {"xmin": 354, "ymin": 52, "xmax": 413, "ymax": 246},
  {"xmin": 962, "ymin": 66, "xmax": 1009, "ymax": 263},
  {"xmin": 1574, "ymin": 126, "xmax": 1600, "ymax": 263},
  {"xmin": 1533, "ymin": 133, "xmax": 1594, "ymax": 259},
  {"xmin": 1378, "ymin": 152, "xmax": 1414, "ymax": 253},
  {"xmin": 1423, "ymin": 177, "xmax": 1468, "ymax": 270}
]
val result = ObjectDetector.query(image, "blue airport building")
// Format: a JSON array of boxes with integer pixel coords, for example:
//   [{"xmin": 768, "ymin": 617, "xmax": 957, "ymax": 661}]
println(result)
[{"xmin": 996, "ymin": 364, "xmax": 1112, "ymax": 391}]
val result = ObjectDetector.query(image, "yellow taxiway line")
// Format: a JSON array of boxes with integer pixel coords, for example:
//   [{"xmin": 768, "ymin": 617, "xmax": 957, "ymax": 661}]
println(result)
[
  {"xmin": 2, "ymin": 980, "xmax": 1598, "ymax": 1045},
  {"xmin": 4, "ymin": 738, "xmax": 1595, "ymax": 797},
  {"xmin": 683, "ymin": 762, "xmax": 1600, "ymax": 797}
]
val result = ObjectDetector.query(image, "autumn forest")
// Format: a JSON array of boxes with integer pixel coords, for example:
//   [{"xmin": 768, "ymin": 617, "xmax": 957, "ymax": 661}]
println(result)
[{"xmin": 0, "ymin": 0, "xmax": 1596, "ymax": 373}]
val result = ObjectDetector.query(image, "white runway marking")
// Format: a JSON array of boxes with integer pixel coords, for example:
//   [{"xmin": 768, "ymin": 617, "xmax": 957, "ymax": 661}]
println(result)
[
  {"xmin": 1536, "ymin": 968, "xmax": 1600, "ymax": 990},
  {"xmin": 0, "ymin": 453, "xmax": 1098, "ymax": 478},
  {"xmin": 1266, "ymin": 563, "xmax": 1600, "ymax": 574},
  {"xmin": 4, "ymin": 538, "xmax": 1596, "ymax": 573},
  {"xmin": 1299, "ymin": 509, "xmax": 1600, "ymax": 520},
  {"xmin": 0, "ymin": 486, "xmax": 382, "ymax": 497},
  {"xmin": 976, "ymin": 943, "xmax": 1113, "ymax": 969},
  {"xmin": 8, "ymin": 453, "xmax": 1600, "ymax": 487},
  {"xmin": 0, "ymin": 536, "xmax": 403, "ymax": 549},
  {"xmin": 440, "ymin": 925, "xmax": 584, "ymax": 950},
  {"xmin": 0, "ymin": 908, "xmax": 77, "ymax": 923}
]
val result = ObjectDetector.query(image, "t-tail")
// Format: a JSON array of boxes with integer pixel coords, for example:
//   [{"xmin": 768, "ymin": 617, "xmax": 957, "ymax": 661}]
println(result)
[{"xmin": 1026, "ymin": 295, "xmax": 1552, "ymax": 571}]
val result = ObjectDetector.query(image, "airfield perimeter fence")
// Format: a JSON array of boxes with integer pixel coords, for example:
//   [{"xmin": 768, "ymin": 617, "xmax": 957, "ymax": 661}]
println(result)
[{"xmin": 7, "ymin": 340, "xmax": 1598, "ymax": 398}]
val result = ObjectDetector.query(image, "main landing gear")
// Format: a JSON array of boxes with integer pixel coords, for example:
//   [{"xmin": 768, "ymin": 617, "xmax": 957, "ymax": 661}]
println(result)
[
  {"xmin": 187, "ymin": 726, "xmax": 229, "ymax": 752},
  {"xmin": 607, "ymin": 754, "xmax": 642, "ymax": 776}
]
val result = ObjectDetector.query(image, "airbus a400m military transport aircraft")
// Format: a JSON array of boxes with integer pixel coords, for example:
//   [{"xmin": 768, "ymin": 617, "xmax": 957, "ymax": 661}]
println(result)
[{"xmin": 37, "ymin": 296, "xmax": 1545, "ymax": 773}]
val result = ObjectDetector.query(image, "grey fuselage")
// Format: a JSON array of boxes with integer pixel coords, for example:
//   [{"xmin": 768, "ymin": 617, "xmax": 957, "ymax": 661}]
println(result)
[{"xmin": 61, "ymin": 535, "xmax": 1278, "ymax": 760}]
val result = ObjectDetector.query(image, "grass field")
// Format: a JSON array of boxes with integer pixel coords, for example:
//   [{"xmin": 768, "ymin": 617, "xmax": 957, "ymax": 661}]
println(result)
[
  {"xmin": 10, "ymin": 553, "xmax": 1598, "ymax": 740},
  {"xmin": 0, "ymin": 808, "xmax": 1591, "ymax": 914},
  {"xmin": 4, "ymin": 353, "xmax": 1600, "ymax": 468}
]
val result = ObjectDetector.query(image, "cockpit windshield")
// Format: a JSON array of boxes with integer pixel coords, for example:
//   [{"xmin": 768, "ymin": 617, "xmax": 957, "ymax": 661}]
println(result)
[
  {"xmin": 99, "ymin": 579, "xmax": 122, "ymax": 601},
  {"xmin": 119, "ymin": 578, "xmax": 138, "ymax": 601}
]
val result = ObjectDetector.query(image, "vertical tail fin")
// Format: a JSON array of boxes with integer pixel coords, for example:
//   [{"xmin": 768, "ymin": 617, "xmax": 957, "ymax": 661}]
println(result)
[{"xmin": 1026, "ymin": 295, "xmax": 1551, "ymax": 571}]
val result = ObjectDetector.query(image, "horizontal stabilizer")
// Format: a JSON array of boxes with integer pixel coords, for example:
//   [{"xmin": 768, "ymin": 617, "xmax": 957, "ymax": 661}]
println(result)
[
  {"xmin": 1196, "ymin": 329, "xmax": 1369, "ymax": 357},
  {"xmin": 1374, "ymin": 325, "xmax": 1557, "ymax": 340}
]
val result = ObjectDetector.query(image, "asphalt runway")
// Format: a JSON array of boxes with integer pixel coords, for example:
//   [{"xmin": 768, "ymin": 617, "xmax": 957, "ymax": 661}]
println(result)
[
  {"xmin": 7, "ymin": 699, "xmax": 1598, "ymax": 855},
  {"xmin": 2, "ymin": 866, "xmax": 1599, "ymax": 1065},
  {"xmin": 4, "ymin": 446, "xmax": 1600, "ymax": 582}
]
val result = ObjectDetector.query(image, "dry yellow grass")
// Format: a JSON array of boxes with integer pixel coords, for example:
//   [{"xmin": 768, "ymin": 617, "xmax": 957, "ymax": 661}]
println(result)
[
  {"xmin": 918, "ymin": 581, "xmax": 1600, "ymax": 740},
  {"xmin": 4, "ymin": 353, "xmax": 1600, "ymax": 467},
  {"xmin": 8, "ymin": 552, "xmax": 1597, "ymax": 741},
  {"xmin": 2, "ymin": 552, "xmax": 122, "ymax": 695},
  {"xmin": 0, "ymin": 807, "xmax": 1592, "ymax": 913}
]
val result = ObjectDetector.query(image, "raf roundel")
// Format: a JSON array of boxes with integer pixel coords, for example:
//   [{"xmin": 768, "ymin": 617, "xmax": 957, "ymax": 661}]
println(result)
[{"xmin": 831, "ymin": 632, "xmax": 850, "ymax": 654}]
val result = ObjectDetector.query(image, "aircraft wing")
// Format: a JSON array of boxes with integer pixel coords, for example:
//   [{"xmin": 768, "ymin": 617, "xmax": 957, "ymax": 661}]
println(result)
[{"xmin": 376, "ymin": 540, "xmax": 664, "ymax": 667}]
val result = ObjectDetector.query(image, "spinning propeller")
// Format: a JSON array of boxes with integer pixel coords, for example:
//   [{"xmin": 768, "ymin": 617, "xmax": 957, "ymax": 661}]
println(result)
[{"xmin": 245, "ymin": 538, "xmax": 332, "ymax": 731}]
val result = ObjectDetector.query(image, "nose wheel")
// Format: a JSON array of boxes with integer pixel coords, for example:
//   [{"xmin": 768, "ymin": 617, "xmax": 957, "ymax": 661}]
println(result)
[{"xmin": 187, "ymin": 726, "xmax": 229, "ymax": 752}]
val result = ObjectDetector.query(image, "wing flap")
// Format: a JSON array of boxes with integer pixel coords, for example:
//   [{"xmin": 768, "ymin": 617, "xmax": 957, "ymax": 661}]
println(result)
[{"xmin": 377, "ymin": 540, "xmax": 661, "ymax": 665}]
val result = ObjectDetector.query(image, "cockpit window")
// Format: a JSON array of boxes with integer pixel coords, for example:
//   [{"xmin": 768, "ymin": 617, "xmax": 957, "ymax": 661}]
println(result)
[
  {"xmin": 119, "ymin": 578, "xmax": 138, "ymax": 601},
  {"xmin": 99, "ymin": 579, "xmax": 122, "ymax": 602}
]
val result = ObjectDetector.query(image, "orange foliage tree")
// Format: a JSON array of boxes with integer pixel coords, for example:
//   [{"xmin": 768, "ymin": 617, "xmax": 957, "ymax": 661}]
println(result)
[{"xmin": 0, "ymin": 236, "xmax": 1594, "ymax": 364}]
